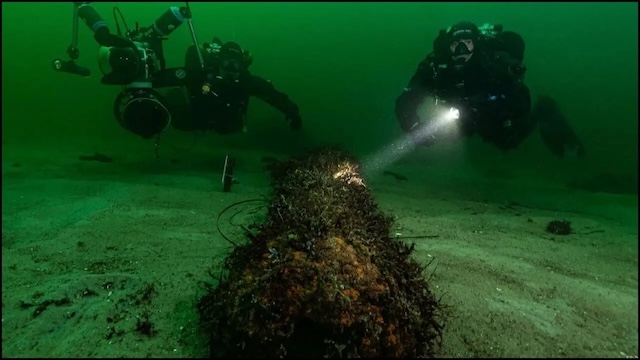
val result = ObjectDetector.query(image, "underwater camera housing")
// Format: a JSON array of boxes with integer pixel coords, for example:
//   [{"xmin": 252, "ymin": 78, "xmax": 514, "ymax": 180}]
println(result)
[
  {"xmin": 98, "ymin": 6, "xmax": 189, "ymax": 138},
  {"xmin": 97, "ymin": 41, "xmax": 160, "ymax": 86},
  {"xmin": 55, "ymin": 3, "xmax": 200, "ymax": 139},
  {"xmin": 99, "ymin": 39, "xmax": 168, "ymax": 139},
  {"xmin": 113, "ymin": 87, "xmax": 171, "ymax": 139},
  {"xmin": 97, "ymin": 6, "xmax": 189, "ymax": 86},
  {"xmin": 100, "ymin": 40, "xmax": 169, "ymax": 139}
]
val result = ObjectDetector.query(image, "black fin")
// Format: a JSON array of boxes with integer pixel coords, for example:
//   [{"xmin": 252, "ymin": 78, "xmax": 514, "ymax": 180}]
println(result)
[{"xmin": 531, "ymin": 96, "xmax": 585, "ymax": 158}]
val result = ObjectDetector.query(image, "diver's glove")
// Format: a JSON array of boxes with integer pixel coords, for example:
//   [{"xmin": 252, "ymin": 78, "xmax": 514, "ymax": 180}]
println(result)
[{"xmin": 286, "ymin": 109, "xmax": 302, "ymax": 131}]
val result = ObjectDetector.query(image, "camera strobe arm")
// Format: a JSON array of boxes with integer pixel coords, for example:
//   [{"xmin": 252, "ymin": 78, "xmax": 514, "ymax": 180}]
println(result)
[
  {"xmin": 51, "ymin": 2, "xmax": 92, "ymax": 77},
  {"xmin": 75, "ymin": 2, "xmax": 134, "ymax": 48}
]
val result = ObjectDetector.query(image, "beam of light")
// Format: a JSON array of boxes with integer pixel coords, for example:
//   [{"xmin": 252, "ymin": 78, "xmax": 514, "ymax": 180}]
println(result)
[{"xmin": 361, "ymin": 107, "xmax": 460, "ymax": 177}]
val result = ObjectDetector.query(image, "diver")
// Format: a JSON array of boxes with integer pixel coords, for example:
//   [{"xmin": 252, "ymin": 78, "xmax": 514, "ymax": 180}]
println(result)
[
  {"xmin": 163, "ymin": 38, "xmax": 303, "ymax": 134},
  {"xmin": 55, "ymin": 3, "xmax": 301, "ymax": 143},
  {"xmin": 54, "ymin": 2, "xmax": 200, "ymax": 139},
  {"xmin": 395, "ymin": 21, "xmax": 585, "ymax": 157}
]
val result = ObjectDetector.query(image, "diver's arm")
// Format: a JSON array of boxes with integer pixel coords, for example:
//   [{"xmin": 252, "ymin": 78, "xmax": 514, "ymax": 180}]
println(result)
[
  {"xmin": 395, "ymin": 56, "xmax": 437, "ymax": 133},
  {"xmin": 247, "ymin": 75, "xmax": 300, "ymax": 117}
]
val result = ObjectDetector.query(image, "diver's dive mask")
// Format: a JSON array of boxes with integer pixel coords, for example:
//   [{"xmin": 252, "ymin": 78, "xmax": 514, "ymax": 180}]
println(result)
[
  {"xmin": 447, "ymin": 21, "xmax": 480, "ymax": 64},
  {"xmin": 450, "ymin": 39, "xmax": 475, "ymax": 63},
  {"xmin": 221, "ymin": 58, "xmax": 241, "ymax": 73},
  {"xmin": 218, "ymin": 41, "xmax": 246, "ymax": 80},
  {"xmin": 219, "ymin": 57, "xmax": 242, "ymax": 81}
]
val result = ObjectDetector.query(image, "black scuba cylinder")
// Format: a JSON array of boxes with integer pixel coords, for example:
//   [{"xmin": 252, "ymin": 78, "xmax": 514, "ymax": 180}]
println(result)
[{"xmin": 432, "ymin": 29, "xmax": 449, "ymax": 58}]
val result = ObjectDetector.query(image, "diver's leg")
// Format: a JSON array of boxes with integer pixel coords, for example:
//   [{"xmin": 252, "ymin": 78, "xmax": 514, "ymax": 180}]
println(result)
[
  {"xmin": 531, "ymin": 95, "xmax": 585, "ymax": 157},
  {"xmin": 211, "ymin": 111, "xmax": 246, "ymax": 135},
  {"xmin": 485, "ymin": 83, "xmax": 535, "ymax": 151},
  {"xmin": 487, "ymin": 116, "xmax": 535, "ymax": 151}
]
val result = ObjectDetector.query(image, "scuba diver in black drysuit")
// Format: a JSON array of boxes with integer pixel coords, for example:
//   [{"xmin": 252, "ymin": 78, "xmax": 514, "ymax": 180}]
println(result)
[
  {"xmin": 54, "ymin": 3, "xmax": 301, "ymax": 141},
  {"xmin": 163, "ymin": 37, "xmax": 303, "ymax": 135},
  {"xmin": 395, "ymin": 21, "xmax": 585, "ymax": 157}
]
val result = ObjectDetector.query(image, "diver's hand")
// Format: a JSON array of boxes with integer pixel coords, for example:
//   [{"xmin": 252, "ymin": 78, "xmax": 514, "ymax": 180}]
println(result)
[
  {"xmin": 286, "ymin": 111, "xmax": 302, "ymax": 131},
  {"xmin": 416, "ymin": 95, "xmax": 441, "ymax": 122}
]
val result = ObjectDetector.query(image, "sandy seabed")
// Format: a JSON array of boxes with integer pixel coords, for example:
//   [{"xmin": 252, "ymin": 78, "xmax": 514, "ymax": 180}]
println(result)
[{"xmin": 2, "ymin": 137, "xmax": 637, "ymax": 358}]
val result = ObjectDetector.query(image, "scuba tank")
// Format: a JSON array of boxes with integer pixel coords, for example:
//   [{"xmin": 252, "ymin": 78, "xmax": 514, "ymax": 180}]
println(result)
[{"xmin": 479, "ymin": 23, "xmax": 525, "ymax": 63}]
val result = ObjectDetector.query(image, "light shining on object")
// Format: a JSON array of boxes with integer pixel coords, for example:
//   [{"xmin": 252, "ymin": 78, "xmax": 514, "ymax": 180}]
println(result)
[
  {"xmin": 361, "ymin": 135, "xmax": 416, "ymax": 177},
  {"xmin": 333, "ymin": 162, "xmax": 366, "ymax": 187},
  {"xmin": 361, "ymin": 106, "xmax": 462, "ymax": 176},
  {"xmin": 444, "ymin": 107, "xmax": 460, "ymax": 122}
]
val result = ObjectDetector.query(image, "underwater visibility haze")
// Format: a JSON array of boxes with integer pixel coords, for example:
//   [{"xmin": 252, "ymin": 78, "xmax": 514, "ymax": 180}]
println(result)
[{"xmin": 2, "ymin": 1, "xmax": 638, "ymax": 358}]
